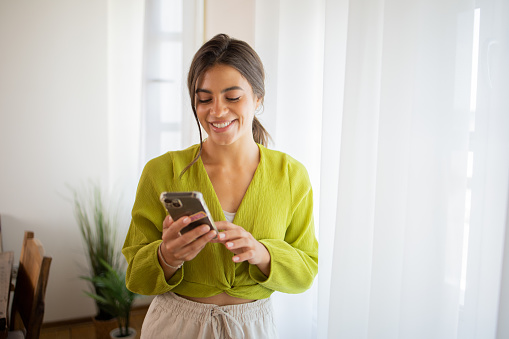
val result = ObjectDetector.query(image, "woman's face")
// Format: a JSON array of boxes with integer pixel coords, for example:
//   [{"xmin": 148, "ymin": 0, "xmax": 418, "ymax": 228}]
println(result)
[{"xmin": 195, "ymin": 64, "xmax": 261, "ymax": 147}]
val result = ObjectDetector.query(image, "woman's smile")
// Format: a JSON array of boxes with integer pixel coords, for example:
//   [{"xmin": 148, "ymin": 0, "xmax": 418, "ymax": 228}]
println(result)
[{"xmin": 210, "ymin": 120, "xmax": 236, "ymax": 130}]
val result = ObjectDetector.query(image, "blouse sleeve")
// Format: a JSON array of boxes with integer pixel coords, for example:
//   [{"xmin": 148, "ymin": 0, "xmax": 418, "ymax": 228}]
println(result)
[
  {"xmin": 122, "ymin": 161, "xmax": 184, "ymax": 295},
  {"xmin": 248, "ymin": 161, "xmax": 319, "ymax": 294}
]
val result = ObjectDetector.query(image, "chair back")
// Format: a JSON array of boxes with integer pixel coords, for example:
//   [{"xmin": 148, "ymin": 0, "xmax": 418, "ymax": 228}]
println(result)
[
  {"xmin": 9, "ymin": 231, "xmax": 52, "ymax": 339},
  {"xmin": 0, "ymin": 214, "xmax": 3, "ymax": 252}
]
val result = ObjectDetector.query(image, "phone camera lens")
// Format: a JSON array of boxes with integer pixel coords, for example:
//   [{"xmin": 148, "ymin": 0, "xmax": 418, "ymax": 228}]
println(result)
[{"xmin": 172, "ymin": 199, "xmax": 182, "ymax": 208}]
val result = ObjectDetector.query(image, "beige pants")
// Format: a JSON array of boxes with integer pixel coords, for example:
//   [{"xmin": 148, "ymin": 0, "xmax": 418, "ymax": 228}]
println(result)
[{"xmin": 141, "ymin": 292, "xmax": 279, "ymax": 339}]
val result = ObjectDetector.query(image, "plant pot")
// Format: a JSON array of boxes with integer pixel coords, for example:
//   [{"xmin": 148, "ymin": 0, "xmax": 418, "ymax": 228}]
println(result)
[
  {"xmin": 110, "ymin": 327, "xmax": 137, "ymax": 339},
  {"xmin": 92, "ymin": 316, "xmax": 118, "ymax": 339}
]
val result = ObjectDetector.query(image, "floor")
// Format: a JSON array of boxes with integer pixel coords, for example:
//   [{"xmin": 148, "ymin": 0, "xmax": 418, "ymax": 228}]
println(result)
[{"xmin": 40, "ymin": 307, "xmax": 148, "ymax": 339}]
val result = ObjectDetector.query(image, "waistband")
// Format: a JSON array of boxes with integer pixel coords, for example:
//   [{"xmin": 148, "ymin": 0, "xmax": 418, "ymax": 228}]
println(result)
[
  {"xmin": 159, "ymin": 292, "xmax": 272, "ymax": 323},
  {"xmin": 153, "ymin": 292, "xmax": 273, "ymax": 339}
]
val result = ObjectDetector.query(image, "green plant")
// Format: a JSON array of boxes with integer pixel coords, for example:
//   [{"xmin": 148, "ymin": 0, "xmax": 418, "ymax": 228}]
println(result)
[
  {"xmin": 70, "ymin": 183, "xmax": 121, "ymax": 320},
  {"xmin": 83, "ymin": 260, "xmax": 138, "ymax": 338}
]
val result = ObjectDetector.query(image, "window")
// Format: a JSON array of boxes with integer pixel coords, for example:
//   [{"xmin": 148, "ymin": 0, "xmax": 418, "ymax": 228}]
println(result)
[{"xmin": 141, "ymin": 0, "xmax": 202, "ymax": 163}]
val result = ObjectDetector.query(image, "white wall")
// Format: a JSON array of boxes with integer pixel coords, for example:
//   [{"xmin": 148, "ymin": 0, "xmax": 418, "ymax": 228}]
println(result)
[
  {"xmin": 0, "ymin": 0, "xmax": 251, "ymax": 323},
  {"xmin": 0, "ymin": 0, "xmax": 253, "ymax": 324},
  {"xmin": 204, "ymin": 0, "xmax": 255, "ymax": 46},
  {"xmin": 0, "ymin": 0, "xmax": 147, "ymax": 322}
]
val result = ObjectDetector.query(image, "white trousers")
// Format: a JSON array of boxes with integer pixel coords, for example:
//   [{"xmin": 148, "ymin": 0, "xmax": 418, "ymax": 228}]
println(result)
[{"xmin": 141, "ymin": 292, "xmax": 279, "ymax": 339}]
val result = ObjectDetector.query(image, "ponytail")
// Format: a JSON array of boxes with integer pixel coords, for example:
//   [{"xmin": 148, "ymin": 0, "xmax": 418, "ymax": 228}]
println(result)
[{"xmin": 252, "ymin": 116, "xmax": 271, "ymax": 147}]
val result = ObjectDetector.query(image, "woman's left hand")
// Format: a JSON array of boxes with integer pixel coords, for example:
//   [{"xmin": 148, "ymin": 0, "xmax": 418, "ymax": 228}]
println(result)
[{"xmin": 212, "ymin": 221, "xmax": 271, "ymax": 276}]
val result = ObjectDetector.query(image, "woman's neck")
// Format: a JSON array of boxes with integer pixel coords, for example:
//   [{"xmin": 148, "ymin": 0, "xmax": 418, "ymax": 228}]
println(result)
[{"xmin": 201, "ymin": 138, "xmax": 259, "ymax": 167}]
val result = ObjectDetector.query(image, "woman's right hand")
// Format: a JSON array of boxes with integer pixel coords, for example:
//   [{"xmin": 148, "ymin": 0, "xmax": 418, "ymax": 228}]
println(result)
[{"xmin": 159, "ymin": 215, "xmax": 217, "ymax": 272}]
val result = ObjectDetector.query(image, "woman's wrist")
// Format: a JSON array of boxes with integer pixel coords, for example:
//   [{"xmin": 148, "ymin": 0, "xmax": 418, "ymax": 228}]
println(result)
[
  {"xmin": 158, "ymin": 242, "xmax": 184, "ymax": 270},
  {"xmin": 256, "ymin": 243, "xmax": 271, "ymax": 277}
]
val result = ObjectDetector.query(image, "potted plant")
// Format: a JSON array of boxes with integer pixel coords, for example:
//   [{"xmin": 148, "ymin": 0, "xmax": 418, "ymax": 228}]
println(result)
[
  {"xmin": 70, "ymin": 184, "xmax": 122, "ymax": 338},
  {"xmin": 83, "ymin": 259, "xmax": 138, "ymax": 338}
]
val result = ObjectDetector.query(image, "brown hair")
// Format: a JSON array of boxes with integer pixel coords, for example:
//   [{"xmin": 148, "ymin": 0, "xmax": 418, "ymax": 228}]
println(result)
[{"xmin": 181, "ymin": 33, "xmax": 271, "ymax": 177}]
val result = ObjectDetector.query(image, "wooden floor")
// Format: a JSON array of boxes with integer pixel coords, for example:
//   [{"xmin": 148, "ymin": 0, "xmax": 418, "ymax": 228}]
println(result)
[{"xmin": 40, "ymin": 306, "xmax": 148, "ymax": 339}]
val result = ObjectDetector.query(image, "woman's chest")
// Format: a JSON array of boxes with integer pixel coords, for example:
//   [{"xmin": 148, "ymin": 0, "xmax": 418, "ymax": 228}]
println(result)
[{"xmin": 206, "ymin": 165, "xmax": 257, "ymax": 213}]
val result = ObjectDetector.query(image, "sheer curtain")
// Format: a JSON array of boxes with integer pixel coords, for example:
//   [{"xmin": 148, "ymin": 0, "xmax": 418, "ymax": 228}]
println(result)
[
  {"xmin": 256, "ymin": 0, "xmax": 509, "ymax": 338},
  {"xmin": 254, "ymin": 1, "xmax": 324, "ymax": 338},
  {"xmin": 127, "ymin": 0, "xmax": 508, "ymax": 337}
]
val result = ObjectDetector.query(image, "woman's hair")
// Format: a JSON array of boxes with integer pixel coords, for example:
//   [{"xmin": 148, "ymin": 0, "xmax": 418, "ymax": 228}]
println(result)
[{"xmin": 181, "ymin": 33, "xmax": 271, "ymax": 177}]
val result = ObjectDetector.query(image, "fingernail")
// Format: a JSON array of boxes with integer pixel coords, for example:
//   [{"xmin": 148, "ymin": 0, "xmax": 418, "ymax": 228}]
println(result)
[
  {"xmin": 226, "ymin": 242, "xmax": 233, "ymax": 248},
  {"xmin": 218, "ymin": 233, "xmax": 225, "ymax": 239},
  {"xmin": 233, "ymin": 256, "xmax": 239, "ymax": 262},
  {"xmin": 183, "ymin": 217, "xmax": 190, "ymax": 224}
]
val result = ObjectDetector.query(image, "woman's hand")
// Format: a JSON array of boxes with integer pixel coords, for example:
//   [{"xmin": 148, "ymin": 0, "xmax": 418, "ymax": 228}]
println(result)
[
  {"xmin": 159, "ymin": 215, "xmax": 217, "ymax": 277},
  {"xmin": 213, "ymin": 221, "xmax": 271, "ymax": 277}
]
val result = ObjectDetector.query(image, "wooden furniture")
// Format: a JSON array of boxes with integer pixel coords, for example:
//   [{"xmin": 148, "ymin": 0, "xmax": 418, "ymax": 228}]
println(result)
[
  {"xmin": 8, "ymin": 231, "xmax": 52, "ymax": 339},
  {"xmin": 0, "ymin": 214, "xmax": 3, "ymax": 252},
  {"xmin": 0, "ymin": 251, "xmax": 14, "ymax": 337}
]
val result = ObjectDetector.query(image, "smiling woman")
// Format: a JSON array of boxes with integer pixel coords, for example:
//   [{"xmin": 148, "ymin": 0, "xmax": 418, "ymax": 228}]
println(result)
[{"xmin": 122, "ymin": 34, "xmax": 319, "ymax": 339}]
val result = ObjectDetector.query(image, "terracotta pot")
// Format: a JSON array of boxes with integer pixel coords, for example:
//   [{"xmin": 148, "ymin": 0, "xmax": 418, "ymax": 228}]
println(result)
[
  {"xmin": 92, "ymin": 316, "xmax": 118, "ymax": 339},
  {"xmin": 110, "ymin": 327, "xmax": 137, "ymax": 339}
]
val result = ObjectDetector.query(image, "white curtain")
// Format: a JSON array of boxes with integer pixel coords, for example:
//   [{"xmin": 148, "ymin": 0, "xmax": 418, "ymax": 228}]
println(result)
[
  {"xmin": 256, "ymin": 0, "xmax": 509, "ymax": 338},
  {"xmin": 255, "ymin": 1, "xmax": 324, "ymax": 338},
  {"xmin": 130, "ymin": 0, "xmax": 508, "ymax": 337}
]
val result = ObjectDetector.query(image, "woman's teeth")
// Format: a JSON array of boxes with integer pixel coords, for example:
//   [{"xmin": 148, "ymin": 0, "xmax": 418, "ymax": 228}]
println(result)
[{"xmin": 212, "ymin": 121, "xmax": 232, "ymax": 128}]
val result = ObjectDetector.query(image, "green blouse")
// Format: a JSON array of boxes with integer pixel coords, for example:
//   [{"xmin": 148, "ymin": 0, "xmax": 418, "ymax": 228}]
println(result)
[{"xmin": 122, "ymin": 144, "xmax": 318, "ymax": 299}]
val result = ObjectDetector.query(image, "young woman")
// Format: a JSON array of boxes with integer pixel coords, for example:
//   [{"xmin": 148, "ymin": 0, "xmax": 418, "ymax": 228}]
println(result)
[{"xmin": 122, "ymin": 34, "xmax": 318, "ymax": 339}]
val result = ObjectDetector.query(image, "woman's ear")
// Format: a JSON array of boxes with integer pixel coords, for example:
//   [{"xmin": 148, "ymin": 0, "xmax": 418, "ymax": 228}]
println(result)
[{"xmin": 255, "ymin": 96, "xmax": 262, "ymax": 111}]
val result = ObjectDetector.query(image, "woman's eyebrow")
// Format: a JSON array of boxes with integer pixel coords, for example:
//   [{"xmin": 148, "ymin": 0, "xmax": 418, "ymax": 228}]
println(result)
[
  {"xmin": 195, "ymin": 86, "xmax": 244, "ymax": 94},
  {"xmin": 221, "ymin": 86, "xmax": 244, "ymax": 93}
]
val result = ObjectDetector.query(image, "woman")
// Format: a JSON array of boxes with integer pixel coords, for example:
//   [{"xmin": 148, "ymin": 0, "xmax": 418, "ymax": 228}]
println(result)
[{"xmin": 122, "ymin": 34, "xmax": 318, "ymax": 339}]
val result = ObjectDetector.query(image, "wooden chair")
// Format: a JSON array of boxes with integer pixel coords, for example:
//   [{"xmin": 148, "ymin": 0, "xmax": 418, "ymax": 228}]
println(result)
[
  {"xmin": 8, "ymin": 231, "xmax": 52, "ymax": 339},
  {"xmin": 0, "ymin": 214, "xmax": 3, "ymax": 252}
]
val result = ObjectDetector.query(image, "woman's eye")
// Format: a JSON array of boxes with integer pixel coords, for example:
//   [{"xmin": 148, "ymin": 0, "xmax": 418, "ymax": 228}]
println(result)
[
  {"xmin": 198, "ymin": 98, "xmax": 212, "ymax": 104},
  {"xmin": 227, "ymin": 97, "xmax": 241, "ymax": 102}
]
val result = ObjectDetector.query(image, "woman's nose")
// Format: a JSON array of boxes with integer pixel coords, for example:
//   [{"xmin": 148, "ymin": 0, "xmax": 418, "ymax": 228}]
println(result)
[{"xmin": 211, "ymin": 99, "xmax": 227, "ymax": 116}]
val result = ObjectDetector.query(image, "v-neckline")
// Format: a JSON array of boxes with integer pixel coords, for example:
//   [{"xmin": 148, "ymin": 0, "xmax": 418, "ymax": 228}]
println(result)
[{"xmin": 196, "ymin": 144, "xmax": 263, "ymax": 223}]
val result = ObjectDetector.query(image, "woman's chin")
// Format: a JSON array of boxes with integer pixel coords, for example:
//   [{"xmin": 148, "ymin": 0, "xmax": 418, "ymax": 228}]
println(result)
[{"xmin": 205, "ymin": 135, "xmax": 237, "ymax": 147}]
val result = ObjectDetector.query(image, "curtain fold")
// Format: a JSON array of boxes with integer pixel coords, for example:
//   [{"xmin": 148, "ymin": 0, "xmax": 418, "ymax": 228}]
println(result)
[{"xmin": 317, "ymin": 0, "xmax": 349, "ymax": 337}]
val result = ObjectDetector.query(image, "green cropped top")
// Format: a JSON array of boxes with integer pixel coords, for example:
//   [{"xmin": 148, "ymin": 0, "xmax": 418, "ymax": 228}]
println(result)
[{"xmin": 122, "ymin": 144, "xmax": 318, "ymax": 300}]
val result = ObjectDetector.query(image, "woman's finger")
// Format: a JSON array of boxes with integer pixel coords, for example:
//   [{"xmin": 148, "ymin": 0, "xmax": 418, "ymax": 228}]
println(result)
[
  {"xmin": 162, "ymin": 215, "xmax": 173, "ymax": 229},
  {"xmin": 163, "ymin": 216, "xmax": 195, "ymax": 242},
  {"xmin": 232, "ymin": 249, "xmax": 256, "ymax": 263},
  {"xmin": 225, "ymin": 238, "xmax": 251, "ymax": 251},
  {"xmin": 171, "ymin": 229, "xmax": 217, "ymax": 261},
  {"xmin": 213, "ymin": 225, "xmax": 246, "ymax": 243},
  {"xmin": 214, "ymin": 220, "xmax": 236, "ymax": 231},
  {"xmin": 172, "ymin": 225, "xmax": 217, "ymax": 252}
]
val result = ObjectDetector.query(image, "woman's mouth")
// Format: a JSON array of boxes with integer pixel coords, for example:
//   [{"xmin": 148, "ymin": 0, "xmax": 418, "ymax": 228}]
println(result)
[{"xmin": 211, "ymin": 120, "xmax": 234, "ymax": 129}]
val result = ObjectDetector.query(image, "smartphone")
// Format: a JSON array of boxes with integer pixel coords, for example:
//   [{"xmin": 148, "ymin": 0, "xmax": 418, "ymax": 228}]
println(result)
[{"xmin": 159, "ymin": 191, "xmax": 218, "ymax": 236}]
